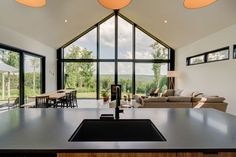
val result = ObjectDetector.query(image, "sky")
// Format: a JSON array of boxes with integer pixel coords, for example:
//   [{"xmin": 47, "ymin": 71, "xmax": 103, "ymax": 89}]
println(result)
[{"xmin": 64, "ymin": 16, "xmax": 168, "ymax": 76}]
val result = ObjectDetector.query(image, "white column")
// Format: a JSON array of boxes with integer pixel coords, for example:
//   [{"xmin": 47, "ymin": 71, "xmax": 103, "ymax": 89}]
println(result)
[
  {"xmin": 2, "ymin": 73, "xmax": 4, "ymax": 99},
  {"xmin": 8, "ymin": 72, "xmax": 10, "ymax": 98}
]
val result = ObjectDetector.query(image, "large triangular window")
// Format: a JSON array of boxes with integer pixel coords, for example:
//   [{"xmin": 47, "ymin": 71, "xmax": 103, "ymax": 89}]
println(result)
[{"xmin": 59, "ymin": 12, "xmax": 174, "ymax": 99}]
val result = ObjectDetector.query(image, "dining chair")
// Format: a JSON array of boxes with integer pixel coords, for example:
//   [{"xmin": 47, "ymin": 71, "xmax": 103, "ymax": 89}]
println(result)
[
  {"xmin": 35, "ymin": 96, "xmax": 49, "ymax": 108},
  {"xmin": 61, "ymin": 92, "xmax": 73, "ymax": 108},
  {"xmin": 71, "ymin": 90, "xmax": 78, "ymax": 107}
]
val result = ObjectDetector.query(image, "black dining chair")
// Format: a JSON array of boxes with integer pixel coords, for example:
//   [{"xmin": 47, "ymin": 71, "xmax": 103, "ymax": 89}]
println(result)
[
  {"xmin": 35, "ymin": 96, "xmax": 49, "ymax": 108},
  {"xmin": 71, "ymin": 90, "xmax": 78, "ymax": 107},
  {"xmin": 61, "ymin": 92, "xmax": 73, "ymax": 108}
]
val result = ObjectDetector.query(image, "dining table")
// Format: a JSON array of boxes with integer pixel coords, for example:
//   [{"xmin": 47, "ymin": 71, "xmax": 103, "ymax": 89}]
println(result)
[{"xmin": 37, "ymin": 89, "xmax": 76, "ymax": 108}]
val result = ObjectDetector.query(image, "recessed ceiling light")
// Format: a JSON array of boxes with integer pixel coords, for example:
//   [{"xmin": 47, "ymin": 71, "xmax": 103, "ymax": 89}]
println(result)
[
  {"xmin": 65, "ymin": 19, "xmax": 68, "ymax": 23},
  {"xmin": 184, "ymin": 0, "xmax": 217, "ymax": 9},
  {"xmin": 98, "ymin": 0, "xmax": 131, "ymax": 10},
  {"xmin": 16, "ymin": 0, "xmax": 46, "ymax": 8},
  {"xmin": 164, "ymin": 20, "xmax": 168, "ymax": 24}
]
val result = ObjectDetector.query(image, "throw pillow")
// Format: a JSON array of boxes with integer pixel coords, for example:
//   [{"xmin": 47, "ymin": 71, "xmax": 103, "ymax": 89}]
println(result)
[
  {"xmin": 192, "ymin": 91, "xmax": 204, "ymax": 97},
  {"xmin": 149, "ymin": 88, "xmax": 159, "ymax": 97},
  {"xmin": 174, "ymin": 89, "xmax": 183, "ymax": 96},
  {"xmin": 133, "ymin": 95, "xmax": 141, "ymax": 103},
  {"xmin": 162, "ymin": 89, "xmax": 174, "ymax": 97}
]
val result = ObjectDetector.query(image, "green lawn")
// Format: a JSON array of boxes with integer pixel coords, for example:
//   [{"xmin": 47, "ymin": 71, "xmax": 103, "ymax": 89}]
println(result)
[{"xmin": 77, "ymin": 92, "xmax": 96, "ymax": 98}]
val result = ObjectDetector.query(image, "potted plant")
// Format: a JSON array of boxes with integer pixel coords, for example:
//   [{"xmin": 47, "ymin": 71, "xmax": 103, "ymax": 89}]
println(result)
[{"xmin": 101, "ymin": 90, "xmax": 109, "ymax": 102}]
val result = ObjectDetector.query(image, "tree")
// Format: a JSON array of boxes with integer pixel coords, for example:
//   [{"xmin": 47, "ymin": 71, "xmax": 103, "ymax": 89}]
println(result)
[
  {"xmin": 150, "ymin": 42, "xmax": 167, "ymax": 84},
  {"xmin": 151, "ymin": 42, "xmax": 168, "ymax": 89},
  {"xmin": 64, "ymin": 45, "xmax": 95, "ymax": 90},
  {"xmin": 1, "ymin": 51, "xmax": 19, "ymax": 68},
  {"xmin": 31, "ymin": 58, "xmax": 40, "ymax": 95},
  {"xmin": 100, "ymin": 77, "xmax": 112, "ymax": 91},
  {"xmin": 159, "ymin": 76, "xmax": 168, "ymax": 92}
]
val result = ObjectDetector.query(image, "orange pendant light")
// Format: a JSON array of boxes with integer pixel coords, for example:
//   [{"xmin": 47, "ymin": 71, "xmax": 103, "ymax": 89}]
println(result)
[
  {"xmin": 16, "ymin": 0, "xmax": 46, "ymax": 8},
  {"xmin": 184, "ymin": 0, "xmax": 216, "ymax": 9},
  {"xmin": 98, "ymin": 0, "xmax": 131, "ymax": 10}
]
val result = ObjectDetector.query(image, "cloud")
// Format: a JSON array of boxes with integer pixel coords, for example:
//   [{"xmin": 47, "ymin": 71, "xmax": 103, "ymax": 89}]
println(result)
[
  {"xmin": 135, "ymin": 50, "xmax": 153, "ymax": 59},
  {"xmin": 118, "ymin": 17, "xmax": 132, "ymax": 50},
  {"xmin": 100, "ymin": 17, "xmax": 115, "ymax": 48},
  {"xmin": 119, "ymin": 50, "xmax": 132, "ymax": 59}
]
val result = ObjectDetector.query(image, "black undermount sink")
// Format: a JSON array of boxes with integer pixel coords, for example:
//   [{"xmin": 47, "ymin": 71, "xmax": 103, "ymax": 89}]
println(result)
[{"xmin": 69, "ymin": 119, "xmax": 166, "ymax": 142}]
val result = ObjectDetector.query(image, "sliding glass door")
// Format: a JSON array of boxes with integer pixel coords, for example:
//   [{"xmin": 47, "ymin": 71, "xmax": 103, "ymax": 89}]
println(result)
[
  {"xmin": 0, "ymin": 48, "xmax": 20, "ymax": 109},
  {"xmin": 0, "ymin": 44, "xmax": 45, "ymax": 108},
  {"xmin": 24, "ymin": 54, "xmax": 42, "ymax": 103}
]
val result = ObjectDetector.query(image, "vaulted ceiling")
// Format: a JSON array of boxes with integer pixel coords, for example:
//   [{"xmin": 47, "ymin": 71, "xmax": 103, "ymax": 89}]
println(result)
[{"xmin": 0, "ymin": 0, "xmax": 236, "ymax": 49}]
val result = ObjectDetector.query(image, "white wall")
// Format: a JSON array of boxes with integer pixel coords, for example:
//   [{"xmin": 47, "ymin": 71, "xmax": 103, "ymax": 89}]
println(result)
[
  {"xmin": 0, "ymin": 25, "xmax": 57, "ymax": 92},
  {"xmin": 176, "ymin": 24, "xmax": 236, "ymax": 115}
]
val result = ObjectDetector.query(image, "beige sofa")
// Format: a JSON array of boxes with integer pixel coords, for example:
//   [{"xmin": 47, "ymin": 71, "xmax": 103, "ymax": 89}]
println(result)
[
  {"xmin": 192, "ymin": 97, "xmax": 228, "ymax": 112},
  {"xmin": 137, "ymin": 89, "xmax": 228, "ymax": 112}
]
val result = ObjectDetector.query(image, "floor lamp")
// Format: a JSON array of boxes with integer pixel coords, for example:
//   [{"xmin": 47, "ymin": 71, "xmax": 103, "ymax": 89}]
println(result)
[{"xmin": 167, "ymin": 71, "xmax": 176, "ymax": 89}]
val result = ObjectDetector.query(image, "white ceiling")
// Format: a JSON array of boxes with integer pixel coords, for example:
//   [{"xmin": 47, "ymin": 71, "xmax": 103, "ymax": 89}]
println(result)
[{"xmin": 0, "ymin": 0, "xmax": 236, "ymax": 49}]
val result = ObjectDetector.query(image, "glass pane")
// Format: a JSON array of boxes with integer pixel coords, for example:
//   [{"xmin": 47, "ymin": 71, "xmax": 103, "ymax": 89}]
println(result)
[
  {"xmin": 135, "ymin": 63, "xmax": 168, "ymax": 96},
  {"xmin": 64, "ymin": 62, "xmax": 97, "ymax": 98},
  {"xmin": 0, "ymin": 48, "xmax": 19, "ymax": 110},
  {"xmin": 100, "ymin": 17, "xmax": 115, "ymax": 59},
  {"xmin": 118, "ymin": 62, "xmax": 132, "ymax": 98},
  {"xmin": 118, "ymin": 17, "xmax": 132, "ymax": 59},
  {"xmin": 189, "ymin": 55, "xmax": 204, "ymax": 65},
  {"xmin": 64, "ymin": 28, "xmax": 97, "ymax": 59},
  {"xmin": 135, "ymin": 28, "xmax": 168, "ymax": 59},
  {"xmin": 100, "ymin": 62, "xmax": 114, "ymax": 98},
  {"xmin": 24, "ymin": 55, "xmax": 42, "ymax": 103},
  {"xmin": 207, "ymin": 49, "xmax": 229, "ymax": 62}
]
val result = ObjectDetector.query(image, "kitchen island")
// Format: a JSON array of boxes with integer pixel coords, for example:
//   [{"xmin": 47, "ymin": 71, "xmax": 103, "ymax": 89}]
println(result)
[{"xmin": 0, "ymin": 108, "xmax": 236, "ymax": 157}]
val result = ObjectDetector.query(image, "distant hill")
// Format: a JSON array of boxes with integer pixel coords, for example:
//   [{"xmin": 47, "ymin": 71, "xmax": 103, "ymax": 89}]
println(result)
[{"xmin": 100, "ymin": 74, "xmax": 154, "ymax": 83}]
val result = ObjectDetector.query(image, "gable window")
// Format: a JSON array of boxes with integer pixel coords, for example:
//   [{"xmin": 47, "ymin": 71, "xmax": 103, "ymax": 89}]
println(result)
[
  {"xmin": 64, "ymin": 28, "xmax": 97, "ymax": 59},
  {"xmin": 58, "ymin": 12, "xmax": 174, "ymax": 99}
]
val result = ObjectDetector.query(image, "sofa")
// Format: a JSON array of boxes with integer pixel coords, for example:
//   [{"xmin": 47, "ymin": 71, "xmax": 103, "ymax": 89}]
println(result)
[{"xmin": 137, "ymin": 89, "xmax": 228, "ymax": 112}]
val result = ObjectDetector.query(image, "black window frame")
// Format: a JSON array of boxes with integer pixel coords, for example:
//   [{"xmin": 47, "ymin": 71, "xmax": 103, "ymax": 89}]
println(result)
[
  {"xmin": 57, "ymin": 11, "xmax": 175, "ymax": 99},
  {"xmin": 233, "ymin": 45, "xmax": 236, "ymax": 59},
  {"xmin": 186, "ymin": 47, "xmax": 230, "ymax": 66},
  {"xmin": 0, "ymin": 43, "xmax": 46, "ymax": 106},
  {"xmin": 186, "ymin": 54, "xmax": 205, "ymax": 66}
]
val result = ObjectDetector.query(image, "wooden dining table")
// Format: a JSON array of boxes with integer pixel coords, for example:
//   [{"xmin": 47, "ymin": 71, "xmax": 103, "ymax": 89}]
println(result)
[{"xmin": 37, "ymin": 89, "xmax": 76, "ymax": 108}]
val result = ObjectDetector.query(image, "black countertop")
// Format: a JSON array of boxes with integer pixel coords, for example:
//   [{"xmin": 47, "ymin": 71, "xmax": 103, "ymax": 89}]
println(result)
[{"xmin": 0, "ymin": 108, "xmax": 236, "ymax": 152}]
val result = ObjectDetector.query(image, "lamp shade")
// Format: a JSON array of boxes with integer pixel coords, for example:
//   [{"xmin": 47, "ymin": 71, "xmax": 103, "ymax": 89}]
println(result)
[
  {"xmin": 167, "ymin": 71, "xmax": 176, "ymax": 77},
  {"xmin": 184, "ymin": 0, "xmax": 216, "ymax": 9},
  {"xmin": 16, "ymin": 0, "xmax": 46, "ymax": 7},
  {"xmin": 98, "ymin": 0, "xmax": 131, "ymax": 10}
]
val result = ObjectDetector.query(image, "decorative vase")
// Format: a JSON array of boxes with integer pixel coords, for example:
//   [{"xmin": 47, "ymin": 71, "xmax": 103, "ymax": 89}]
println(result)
[{"xmin": 103, "ymin": 96, "xmax": 109, "ymax": 102}]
